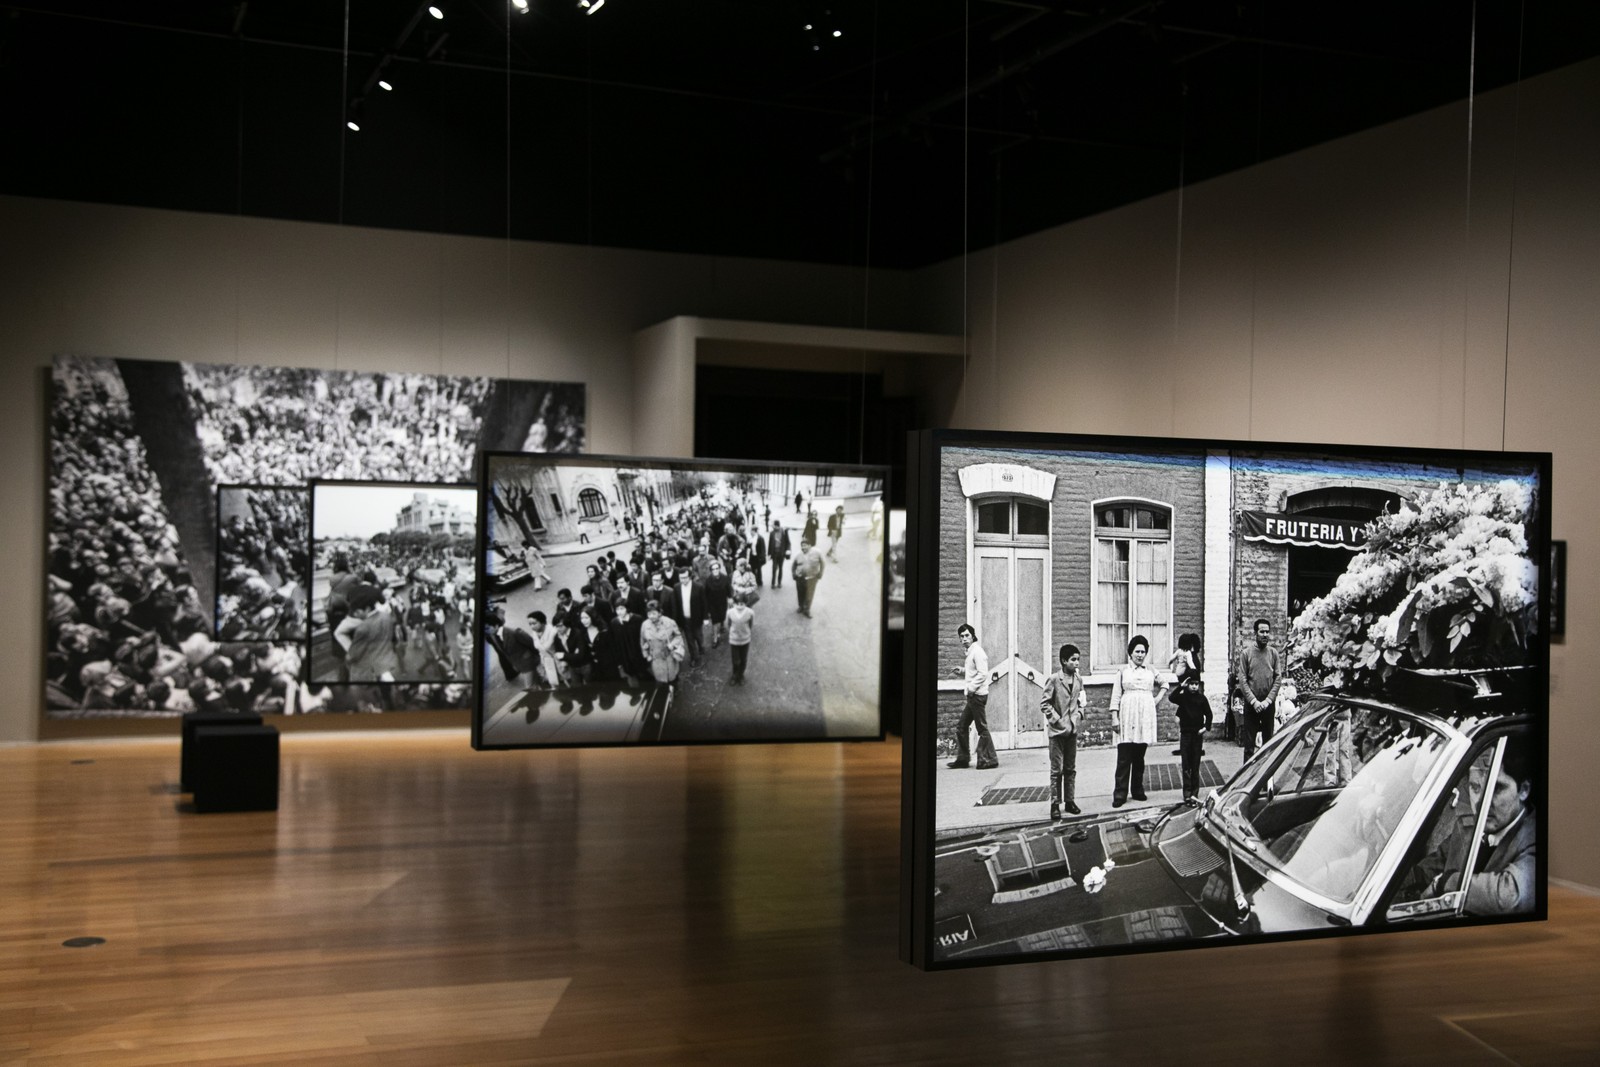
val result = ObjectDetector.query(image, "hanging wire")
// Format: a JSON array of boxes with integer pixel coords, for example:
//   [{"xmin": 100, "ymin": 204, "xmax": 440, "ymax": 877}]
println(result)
[
  {"xmin": 960, "ymin": 0, "xmax": 971, "ymax": 427},
  {"xmin": 1171, "ymin": 84, "xmax": 1187, "ymax": 438},
  {"xmin": 504, "ymin": 0, "xmax": 513, "ymax": 404},
  {"xmin": 1460, "ymin": 0, "xmax": 1478, "ymax": 451},
  {"xmin": 1246, "ymin": 34, "xmax": 1264, "ymax": 441},
  {"xmin": 858, "ymin": 0, "xmax": 881, "ymax": 467},
  {"xmin": 1500, "ymin": 0, "xmax": 1526, "ymax": 453}
]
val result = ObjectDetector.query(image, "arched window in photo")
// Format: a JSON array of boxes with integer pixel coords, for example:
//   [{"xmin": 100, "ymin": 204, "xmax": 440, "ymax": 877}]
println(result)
[
  {"xmin": 578, "ymin": 486, "xmax": 608, "ymax": 519},
  {"xmin": 1093, "ymin": 499, "xmax": 1172, "ymax": 672}
]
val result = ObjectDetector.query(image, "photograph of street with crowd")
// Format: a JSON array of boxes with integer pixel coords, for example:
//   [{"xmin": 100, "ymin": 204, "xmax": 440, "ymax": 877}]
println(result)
[
  {"xmin": 477, "ymin": 454, "xmax": 888, "ymax": 747},
  {"xmin": 907, "ymin": 431, "xmax": 1548, "ymax": 968},
  {"xmin": 46, "ymin": 353, "xmax": 582, "ymax": 718},
  {"xmin": 311, "ymin": 483, "xmax": 478, "ymax": 685}
]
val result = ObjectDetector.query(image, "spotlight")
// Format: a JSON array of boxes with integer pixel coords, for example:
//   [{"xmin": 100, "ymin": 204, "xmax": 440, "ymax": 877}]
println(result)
[
  {"xmin": 347, "ymin": 120, "xmax": 361, "ymax": 131},
  {"xmin": 428, "ymin": 5, "xmax": 444, "ymax": 18},
  {"xmin": 579, "ymin": 0, "xmax": 604, "ymax": 12},
  {"xmin": 378, "ymin": 79, "xmax": 393, "ymax": 91},
  {"xmin": 512, "ymin": 0, "xmax": 528, "ymax": 10},
  {"xmin": 833, "ymin": 29, "xmax": 841, "ymax": 37}
]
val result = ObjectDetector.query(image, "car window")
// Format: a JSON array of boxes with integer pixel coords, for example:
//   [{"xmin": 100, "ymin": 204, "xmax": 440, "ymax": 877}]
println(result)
[
  {"xmin": 1233, "ymin": 706, "xmax": 1448, "ymax": 903},
  {"xmin": 1384, "ymin": 741, "xmax": 1501, "ymax": 920}
]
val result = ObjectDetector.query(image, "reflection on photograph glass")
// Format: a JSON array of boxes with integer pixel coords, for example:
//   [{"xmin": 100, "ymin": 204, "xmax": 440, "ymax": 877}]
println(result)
[
  {"xmin": 902, "ymin": 430, "xmax": 1549, "ymax": 969},
  {"xmin": 475, "ymin": 452, "xmax": 888, "ymax": 748}
]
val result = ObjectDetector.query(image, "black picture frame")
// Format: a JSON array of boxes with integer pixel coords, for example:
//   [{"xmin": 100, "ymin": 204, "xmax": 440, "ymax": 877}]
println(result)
[
  {"xmin": 309, "ymin": 479, "xmax": 478, "ymax": 686},
  {"xmin": 902, "ymin": 428, "xmax": 1551, "ymax": 970},
  {"xmin": 473, "ymin": 451, "xmax": 891, "ymax": 750}
]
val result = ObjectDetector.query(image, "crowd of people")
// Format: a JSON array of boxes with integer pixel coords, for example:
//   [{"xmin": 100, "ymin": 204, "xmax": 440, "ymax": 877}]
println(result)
[
  {"xmin": 486, "ymin": 486, "xmax": 840, "ymax": 699},
  {"xmin": 316, "ymin": 542, "xmax": 475, "ymax": 683},
  {"xmin": 47, "ymin": 357, "xmax": 219, "ymax": 712},
  {"xmin": 184, "ymin": 365, "xmax": 582, "ymax": 486},
  {"xmin": 216, "ymin": 488, "xmax": 309, "ymax": 641}
]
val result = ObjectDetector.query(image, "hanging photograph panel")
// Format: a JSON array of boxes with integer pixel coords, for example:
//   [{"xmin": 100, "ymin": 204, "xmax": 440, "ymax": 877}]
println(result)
[
  {"xmin": 475, "ymin": 452, "xmax": 889, "ymax": 749},
  {"xmin": 903, "ymin": 429, "xmax": 1550, "ymax": 969}
]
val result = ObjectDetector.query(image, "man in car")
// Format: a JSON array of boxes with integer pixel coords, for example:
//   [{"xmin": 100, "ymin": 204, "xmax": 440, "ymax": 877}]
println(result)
[{"xmin": 1464, "ymin": 737, "xmax": 1537, "ymax": 916}]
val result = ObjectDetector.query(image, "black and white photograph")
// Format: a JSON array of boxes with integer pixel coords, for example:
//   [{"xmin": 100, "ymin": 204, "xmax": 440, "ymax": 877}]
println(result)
[
  {"xmin": 311, "ymin": 482, "xmax": 479, "ymax": 685},
  {"xmin": 215, "ymin": 486, "xmax": 310, "ymax": 641},
  {"xmin": 44, "ymin": 352, "xmax": 581, "ymax": 717},
  {"xmin": 904, "ymin": 430, "xmax": 1549, "ymax": 968},
  {"xmin": 887, "ymin": 507, "xmax": 907, "ymax": 632},
  {"xmin": 476, "ymin": 453, "xmax": 888, "ymax": 747}
]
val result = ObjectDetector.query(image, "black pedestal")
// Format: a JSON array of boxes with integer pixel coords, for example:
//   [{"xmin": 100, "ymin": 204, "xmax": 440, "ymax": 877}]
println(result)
[
  {"xmin": 180, "ymin": 710, "xmax": 262, "ymax": 790},
  {"xmin": 190, "ymin": 724, "xmax": 279, "ymax": 813}
]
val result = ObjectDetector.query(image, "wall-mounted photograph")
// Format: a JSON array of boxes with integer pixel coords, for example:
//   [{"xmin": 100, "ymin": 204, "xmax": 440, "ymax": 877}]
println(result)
[
  {"xmin": 902, "ymin": 430, "xmax": 1549, "ymax": 969},
  {"xmin": 476, "ymin": 453, "xmax": 888, "ymax": 747},
  {"xmin": 44, "ymin": 353, "xmax": 580, "ymax": 718},
  {"xmin": 310, "ymin": 482, "xmax": 478, "ymax": 685}
]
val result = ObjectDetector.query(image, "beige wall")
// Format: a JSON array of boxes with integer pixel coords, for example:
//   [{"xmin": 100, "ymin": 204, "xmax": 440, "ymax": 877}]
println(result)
[
  {"xmin": 912, "ymin": 59, "xmax": 1600, "ymax": 887},
  {"xmin": 0, "ymin": 197, "xmax": 911, "ymax": 744}
]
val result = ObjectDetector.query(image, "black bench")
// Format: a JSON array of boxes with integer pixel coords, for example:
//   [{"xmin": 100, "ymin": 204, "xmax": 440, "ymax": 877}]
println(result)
[{"xmin": 190, "ymin": 724, "xmax": 280, "ymax": 813}]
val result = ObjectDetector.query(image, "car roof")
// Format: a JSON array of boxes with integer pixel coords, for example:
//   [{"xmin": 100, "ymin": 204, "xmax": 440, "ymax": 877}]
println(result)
[{"xmin": 1305, "ymin": 669, "xmax": 1535, "ymax": 740}]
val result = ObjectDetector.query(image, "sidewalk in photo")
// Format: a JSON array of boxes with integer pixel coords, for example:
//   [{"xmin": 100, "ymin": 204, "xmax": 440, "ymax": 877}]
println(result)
[{"xmin": 935, "ymin": 732, "xmax": 1247, "ymax": 835}]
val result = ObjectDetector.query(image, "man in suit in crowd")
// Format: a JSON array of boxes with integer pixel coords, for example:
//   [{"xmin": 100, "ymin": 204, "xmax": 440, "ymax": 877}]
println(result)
[{"xmin": 664, "ymin": 568, "xmax": 707, "ymax": 666}]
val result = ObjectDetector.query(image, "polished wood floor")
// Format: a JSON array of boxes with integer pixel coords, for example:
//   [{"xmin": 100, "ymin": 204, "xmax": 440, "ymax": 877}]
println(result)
[{"xmin": 3, "ymin": 733, "xmax": 1598, "ymax": 1066}]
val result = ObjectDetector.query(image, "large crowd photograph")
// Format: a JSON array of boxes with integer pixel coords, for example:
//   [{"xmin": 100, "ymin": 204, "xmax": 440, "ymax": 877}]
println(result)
[
  {"xmin": 904, "ymin": 430, "xmax": 1549, "ymax": 969},
  {"xmin": 476, "ymin": 453, "xmax": 889, "ymax": 748},
  {"xmin": 45, "ymin": 352, "xmax": 582, "ymax": 719}
]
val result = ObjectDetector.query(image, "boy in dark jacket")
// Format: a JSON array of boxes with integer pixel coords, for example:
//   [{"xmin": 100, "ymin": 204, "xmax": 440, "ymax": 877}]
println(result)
[{"xmin": 1170, "ymin": 675, "xmax": 1214, "ymax": 806}]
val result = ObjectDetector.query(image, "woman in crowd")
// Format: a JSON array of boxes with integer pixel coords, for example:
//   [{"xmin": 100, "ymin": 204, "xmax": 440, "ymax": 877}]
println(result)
[
  {"xmin": 640, "ymin": 600, "xmax": 687, "ymax": 686},
  {"xmin": 704, "ymin": 558, "xmax": 732, "ymax": 648}
]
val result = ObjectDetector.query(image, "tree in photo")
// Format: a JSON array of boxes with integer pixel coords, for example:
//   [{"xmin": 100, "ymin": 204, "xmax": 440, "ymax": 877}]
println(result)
[{"xmin": 1290, "ymin": 478, "xmax": 1539, "ymax": 689}]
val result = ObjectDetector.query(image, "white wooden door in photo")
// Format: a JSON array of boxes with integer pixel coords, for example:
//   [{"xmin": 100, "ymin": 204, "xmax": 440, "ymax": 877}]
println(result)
[{"xmin": 974, "ymin": 546, "xmax": 1049, "ymax": 750}]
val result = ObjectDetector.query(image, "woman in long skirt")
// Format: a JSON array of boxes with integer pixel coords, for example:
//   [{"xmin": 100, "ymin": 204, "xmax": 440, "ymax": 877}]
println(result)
[{"xmin": 1109, "ymin": 634, "xmax": 1167, "ymax": 806}]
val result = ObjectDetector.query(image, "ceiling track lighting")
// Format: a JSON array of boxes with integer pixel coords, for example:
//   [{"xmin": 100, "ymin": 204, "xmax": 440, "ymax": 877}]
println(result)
[
  {"xmin": 579, "ymin": 0, "xmax": 605, "ymax": 14},
  {"xmin": 512, "ymin": 0, "xmax": 529, "ymax": 11},
  {"xmin": 428, "ymin": 5, "xmax": 444, "ymax": 19}
]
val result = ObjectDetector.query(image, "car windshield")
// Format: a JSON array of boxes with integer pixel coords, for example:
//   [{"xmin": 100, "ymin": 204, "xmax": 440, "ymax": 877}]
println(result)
[{"xmin": 1215, "ymin": 700, "xmax": 1449, "ymax": 903}]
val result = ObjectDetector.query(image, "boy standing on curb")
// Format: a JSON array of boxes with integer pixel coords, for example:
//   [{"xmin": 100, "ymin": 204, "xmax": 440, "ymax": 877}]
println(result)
[
  {"xmin": 1039, "ymin": 643, "xmax": 1086, "ymax": 820},
  {"xmin": 1170, "ymin": 675, "xmax": 1214, "ymax": 806}
]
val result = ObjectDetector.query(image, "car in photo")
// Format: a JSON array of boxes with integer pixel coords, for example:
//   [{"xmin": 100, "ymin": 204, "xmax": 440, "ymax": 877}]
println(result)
[
  {"xmin": 485, "ymin": 543, "xmax": 532, "ymax": 590},
  {"xmin": 931, "ymin": 669, "xmax": 1536, "ymax": 962}
]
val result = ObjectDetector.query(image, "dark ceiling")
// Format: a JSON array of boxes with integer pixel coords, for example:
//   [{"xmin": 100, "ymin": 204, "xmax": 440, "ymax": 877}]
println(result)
[{"xmin": 3, "ymin": 1, "xmax": 1596, "ymax": 269}]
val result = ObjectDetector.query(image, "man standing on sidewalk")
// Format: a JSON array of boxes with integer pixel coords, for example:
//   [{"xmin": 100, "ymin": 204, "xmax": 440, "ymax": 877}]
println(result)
[
  {"xmin": 826, "ymin": 505, "xmax": 846, "ymax": 562},
  {"xmin": 1039, "ymin": 643, "xmax": 1085, "ymax": 818},
  {"xmin": 948, "ymin": 623, "xmax": 998, "ymax": 770},
  {"xmin": 794, "ymin": 538, "xmax": 825, "ymax": 618},
  {"xmin": 1234, "ymin": 618, "xmax": 1281, "ymax": 762}
]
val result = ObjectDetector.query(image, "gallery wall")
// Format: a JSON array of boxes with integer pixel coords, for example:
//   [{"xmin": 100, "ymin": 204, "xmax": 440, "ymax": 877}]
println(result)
[
  {"xmin": 0, "ymin": 198, "xmax": 914, "ymax": 744},
  {"xmin": 910, "ymin": 58, "xmax": 1599, "ymax": 889}
]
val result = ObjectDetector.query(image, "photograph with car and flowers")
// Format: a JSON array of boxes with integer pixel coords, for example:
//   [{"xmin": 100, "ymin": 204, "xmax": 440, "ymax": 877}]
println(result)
[{"xmin": 902, "ymin": 430, "xmax": 1548, "ymax": 968}]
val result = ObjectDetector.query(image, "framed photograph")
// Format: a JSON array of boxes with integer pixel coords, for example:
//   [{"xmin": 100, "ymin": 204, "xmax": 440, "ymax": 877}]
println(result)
[
  {"xmin": 902, "ymin": 429, "xmax": 1550, "ymax": 969},
  {"xmin": 474, "ymin": 452, "xmax": 889, "ymax": 748},
  {"xmin": 215, "ymin": 486, "xmax": 310, "ymax": 641},
  {"xmin": 45, "ymin": 352, "xmax": 581, "ymax": 719},
  {"xmin": 310, "ymin": 481, "xmax": 478, "ymax": 685}
]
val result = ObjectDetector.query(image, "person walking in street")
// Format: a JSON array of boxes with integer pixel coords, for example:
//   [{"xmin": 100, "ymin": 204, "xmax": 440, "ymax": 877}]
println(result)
[
  {"xmin": 802, "ymin": 508, "xmax": 820, "ymax": 549},
  {"xmin": 793, "ymin": 538, "xmax": 825, "ymax": 618},
  {"xmin": 1040, "ymin": 642, "xmax": 1086, "ymax": 819},
  {"xmin": 640, "ymin": 600, "xmax": 686, "ymax": 687},
  {"xmin": 610, "ymin": 600, "xmax": 650, "ymax": 687},
  {"xmin": 665, "ymin": 568, "xmax": 707, "ymax": 665},
  {"xmin": 1234, "ymin": 618, "xmax": 1282, "ymax": 761},
  {"xmin": 523, "ymin": 538, "xmax": 551, "ymax": 591},
  {"xmin": 726, "ymin": 592, "xmax": 755, "ymax": 685},
  {"xmin": 1109, "ymin": 634, "xmax": 1166, "ymax": 806},
  {"xmin": 749, "ymin": 527, "xmax": 767, "ymax": 588},
  {"xmin": 794, "ymin": 490, "xmax": 804, "ymax": 514},
  {"xmin": 947, "ymin": 623, "xmax": 998, "ymax": 770},
  {"xmin": 768, "ymin": 520, "xmax": 791, "ymax": 589},
  {"xmin": 704, "ymin": 558, "xmax": 732, "ymax": 647},
  {"xmin": 730, "ymin": 556, "xmax": 758, "ymax": 605},
  {"xmin": 826, "ymin": 505, "xmax": 846, "ymax": 562}
]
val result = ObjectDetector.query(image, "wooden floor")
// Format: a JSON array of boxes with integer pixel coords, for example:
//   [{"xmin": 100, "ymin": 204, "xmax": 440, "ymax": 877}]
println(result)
[{"xmin": 3, "ymin": 733, "xmax": 1598, "ymax": 1066}]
